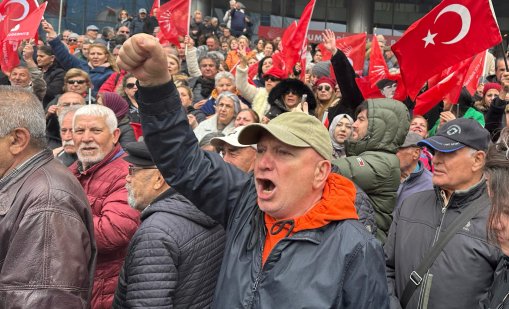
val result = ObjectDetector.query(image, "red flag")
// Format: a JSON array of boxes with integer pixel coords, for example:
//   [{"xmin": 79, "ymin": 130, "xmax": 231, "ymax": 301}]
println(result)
[
  {"xmin": 150, "ymin": 0, "xmax": 160, "ymax": 16},
  {"xmin": 318, "ymin": 33, "xmax": 367, "ymax": 75},
  {"xmin": 157, "ymin": 0, "xmax": 191, "ymax": 46},
  {"xmin": 463, "ymin": 51, "xmax": 487, "ymax": 95},
  {"xmin": 281, "ymin": 0, "xmax": 316, "ymax": 75},
  {"xmin": 0, "ymin": 0, "xmax": 40, "ymax": 42},
  {"xmin": 3, "ymin": 2, "xmax": 47, "ymax": 42},
  {"xmin": 0, "ymin": 40, "xmax": 20, "ymax": 74},
  {"xmin": 355, "ymin": 76, "xmax": 384, "ymax": 99},
  {"xmin": 391, "ymin": 0, "xmax": 502, "ymax": 100},
  {"xmin": 414, "ymin": 57, "xmax": 474, "ymax": 115},
  {"xmin": 368, "ymin": 36, "xmax": 389, "ymax": 87}
]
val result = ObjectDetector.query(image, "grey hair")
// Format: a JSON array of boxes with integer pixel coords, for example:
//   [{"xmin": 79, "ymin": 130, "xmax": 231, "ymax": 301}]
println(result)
[
  {"xmin": 73, "ymin": 104, "xmax": 118, "ymax": 133},
  {"xmin": 58, "ymin": 105, "xmax": 83, "ymax": 127},
  {"xmin": 0, "ymin": 86, "xmax": 46, "ymax": 148},
  {"xmin": 215, "ymin": 71, "xmax": 234, "ymax": 86},
  {"xmin": 216, "ymin": 91, "xmax": 241, "ymax": 115}
]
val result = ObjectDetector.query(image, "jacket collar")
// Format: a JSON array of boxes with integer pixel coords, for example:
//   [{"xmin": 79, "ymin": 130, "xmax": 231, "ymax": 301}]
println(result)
[{"xmin": 0, "ymin": 149, "xmax": 53, "ymax": 215}]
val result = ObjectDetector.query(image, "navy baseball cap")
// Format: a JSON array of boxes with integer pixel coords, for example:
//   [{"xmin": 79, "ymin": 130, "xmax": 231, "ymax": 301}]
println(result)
[{"xmin": 418, "ymin": 118, "xmax": 490, "ymax": 153}]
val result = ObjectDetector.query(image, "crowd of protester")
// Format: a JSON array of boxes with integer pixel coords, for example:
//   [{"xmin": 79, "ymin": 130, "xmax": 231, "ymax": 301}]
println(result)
[{"xmin": 2, "ymin": 0, "xmax": 509, "ymax": 308}]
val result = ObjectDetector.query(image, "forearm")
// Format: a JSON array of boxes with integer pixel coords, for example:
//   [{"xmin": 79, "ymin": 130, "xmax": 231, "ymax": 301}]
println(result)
[{"xmin": 186, "ymin": 47, "xmax": 201, "ymax": 78}]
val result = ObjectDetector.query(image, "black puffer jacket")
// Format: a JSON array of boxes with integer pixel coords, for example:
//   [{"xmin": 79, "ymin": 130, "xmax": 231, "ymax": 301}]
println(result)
[
  {"xmin": 137, "ymin": 81, "xmax": 390, "ymax": 308},
  {"xmin": 266, "ymin": 78, "xmax": 317, "ymax": 120},
  {"xmin": 42, "ymin": 63, "xmax": 65, "ymax": 108},
  {"xmin": 113, "ymin": 188, "xmax": 225, "ymax": 309},
  {"xmin": 482, "ymin": 256, "xmax": 509, "ymax": 309}
]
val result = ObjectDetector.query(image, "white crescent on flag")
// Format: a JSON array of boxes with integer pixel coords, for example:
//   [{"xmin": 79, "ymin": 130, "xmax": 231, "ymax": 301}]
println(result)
[
  {"xmin": 422, "ymin": 4, "xmax": 471, "ymax": 48},
  {"xmin": 3, "ymin": 0, "xmax": 30, "ymax": 21}
]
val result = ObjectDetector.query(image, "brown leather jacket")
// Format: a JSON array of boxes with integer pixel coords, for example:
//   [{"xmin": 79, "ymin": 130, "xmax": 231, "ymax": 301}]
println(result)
[{"xmin": 0, "ymin": 149, "xmax": 97, "ymax": 308}]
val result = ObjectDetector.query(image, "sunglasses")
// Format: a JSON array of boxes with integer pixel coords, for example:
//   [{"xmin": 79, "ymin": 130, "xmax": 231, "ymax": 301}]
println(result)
[
  {"xmin": 284, "ymin": 89, "xmax": 299, "ymax": 95},
  {"xmin": 67, "ymin": 80, "xmax": 87, "ymax": 85},
  {"xmin": 68, "ymin": 38, "xmax": 77, "ymax": 42},
  {"xmin": 126, "ymin": 83, "xmax": 137, "ymax": 89},
  {"xmin": 264, "ymin": 76, "xmax": 281, "ymax": 82},
  {"xmin": 317, "ymin": 85, "xmax": 331, "ymax": 91}
]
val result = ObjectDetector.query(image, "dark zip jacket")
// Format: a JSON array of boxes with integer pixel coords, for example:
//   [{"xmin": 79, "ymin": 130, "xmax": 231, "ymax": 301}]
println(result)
[{"xmin": 136, "ymin": 80, "xmax": 390, "ymax": 308}]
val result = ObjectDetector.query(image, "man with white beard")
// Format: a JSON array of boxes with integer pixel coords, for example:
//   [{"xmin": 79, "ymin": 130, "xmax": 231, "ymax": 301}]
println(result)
[
  {"xmin": 113, "ymin": 141, "xmax": 225, "ymax": 308},
  {"xmin": 53, "ymin": 105, "xmax": 81, "ymax": 166},
  {"xmin": 69, "ymin": 104, "xmax": 140, "ymax": 309}
]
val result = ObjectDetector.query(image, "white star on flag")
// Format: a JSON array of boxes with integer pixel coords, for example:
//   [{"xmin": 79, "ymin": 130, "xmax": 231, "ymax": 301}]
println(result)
[{"xmin": 422, "ymin": 30, "xmax": 437, "ymax": 48}]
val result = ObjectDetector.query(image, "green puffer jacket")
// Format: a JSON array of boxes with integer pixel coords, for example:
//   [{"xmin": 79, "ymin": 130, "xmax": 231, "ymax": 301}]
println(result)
[{"xmin": 333, "ymin": 98, "xmax": 410, "ymax": 242}]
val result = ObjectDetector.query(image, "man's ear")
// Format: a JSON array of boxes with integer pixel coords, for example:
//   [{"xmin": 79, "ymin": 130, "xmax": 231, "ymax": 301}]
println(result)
[
  {"xmin": 313, "ymin": 159, "xmax": 331, "ymax": 190},
  {"xmin": 9, "ymin": 128, "xmax": 31, "ymax": 155},
  {"xmin": 152, "ymin": 171, "xmax": 166, "ymax": 190},
  {"xmin": 472, "ymin": 150, "xmax": 487, "ymax": 172}
]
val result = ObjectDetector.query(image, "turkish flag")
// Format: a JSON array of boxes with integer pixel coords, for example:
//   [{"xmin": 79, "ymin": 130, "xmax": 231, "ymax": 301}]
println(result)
[
  {"xmin": 0, "ymin": 40, "xmax": 20, "ymax": 74},
  {"xmin": 318, "ymin": 33, "xmax": 366, "ymax": 76},
  {"xmin": 368, "ymin": 36, "xmax": 389, "ymax": 87},
  {"xmin": 414, "ymin": 57, "xmax": 474, "ymax": 115},
  {"xmin": 4, "ymin": 2, "xmax": 46, "ymax": 42},
  {"xmin": 391, "ymin": 0, "xmax": 502, "ymax": 100},
  {"xmin": 0, "ymin": 0, "xmax": 40, "ymax": 42},
  {"xmin": 157, "ymin": 0, "xmax": 191, "ymax": 46},
  {"xmin": 463, "ymin": 51, "xmax": 487, "ymax": 95},
  {"xmin": 150, "ymin": 0, "xmax": 160, "ymax": 16},
  {"xmin": 281, "ymin": 0, "xmax": 316, "ymax": 76}
]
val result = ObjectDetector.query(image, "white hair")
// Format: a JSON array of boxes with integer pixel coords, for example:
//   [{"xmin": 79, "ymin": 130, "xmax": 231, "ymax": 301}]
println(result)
[
  {"xmin": 0, "ymin": 86, "xmax": 46, "ymax": 148},
  {"xmin": 73, "ymin": 104, "xmax": 117, "ymax": 133},
  {"xmin": 215, "ymin": 71, "xmax": 235, "ymax": 87},
  {"xmin": 58, "ymin": 105, "xmax": 83, "ymax": 127}
]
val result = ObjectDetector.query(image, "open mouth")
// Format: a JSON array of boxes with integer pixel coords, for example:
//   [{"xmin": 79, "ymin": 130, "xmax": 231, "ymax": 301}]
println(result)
[{"xmin": 256, "ymin": 178, "xmax": 276, "ymax": 198}]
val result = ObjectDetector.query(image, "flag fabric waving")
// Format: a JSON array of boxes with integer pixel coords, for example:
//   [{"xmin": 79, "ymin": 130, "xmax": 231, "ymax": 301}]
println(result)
[
  {"xmin": 391, "ymin": 0, "xmax": 502, "ymax": 100},
  {"xmin": 157, "ymin": 0, "xmax": 191, "ymax": 46},
  {"xmin": 0, "ymin": 0, "xmax": 40, "ymax": 42},
  {"xmin": 414, "ymin": 57, "xmax": 474, "ymax": 115},
  {"xmin": 0, "ymin": 40, "xmax": 20, "ymax": 74},
  {"xmin": 368, "ymin": 35, "xmax": 390, "ymax": 87},
  {"xmin": 150, "ymin": 0, "xmax": 160, "ymax": 16},
  {"xmin": 318, "ymin": 33, "xmax": 367, "ymax": 76},
  {"xmin": 281, "ymin": 0, "xmax": 316, "ymax": 76},
  {"xmin": 463, "ymin": 51, "xmax": 487, "ymax": 95},
  {"xmin": 3, "ymin": 2, "xmax": 47, "ymax": 42}
]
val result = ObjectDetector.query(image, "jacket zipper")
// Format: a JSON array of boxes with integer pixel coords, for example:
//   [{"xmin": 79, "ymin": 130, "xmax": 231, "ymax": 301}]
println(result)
[
  {"xmin": 246, "ymin": 222, "xmax": 266, "ymax": 309},
  {"xmin": 418, "ymin": 190, "xmax": 450, "ymax": 309}
]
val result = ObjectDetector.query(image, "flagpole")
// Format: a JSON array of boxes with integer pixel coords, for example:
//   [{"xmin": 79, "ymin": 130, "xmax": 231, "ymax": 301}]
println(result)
[{"xmin": 58, "ymin": 0, "xmax": 63, "ymax": 34}]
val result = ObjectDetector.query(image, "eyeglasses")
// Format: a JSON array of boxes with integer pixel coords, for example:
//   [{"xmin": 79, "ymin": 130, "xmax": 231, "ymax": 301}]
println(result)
[
  {"xmin": 126, "ymin": 83, "xmax": 137, "ymax": 89},
  {"xmin": 128, "ymin": 165, "xmax": 158, "ymax": 176},
  {"xmin": 68, "ymin": 38, "xmax": 77, "ymax": 42},
  {"xmin": 317, "ymin": 85, "xmax": 331, "ymax": 92},
  {"xmin": 67, "ymin": 79, "xmax": 87, "ymax": 85},
  {"xmin": 264, "ymin": 76, "xmax": 281, "ymax": 82}
]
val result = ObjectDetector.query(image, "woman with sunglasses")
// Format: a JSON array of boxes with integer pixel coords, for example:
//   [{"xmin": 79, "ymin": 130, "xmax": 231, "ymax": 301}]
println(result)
[
  {"xmin": 118, "ymin": 74, "xmax": 140, "ymax": 123},
  {"xmin": 42, "ymin": 20, "xmax": 118, "ymax": 97},
  {"xmin": 265, "ymin": 78, "xmax": 317, "ymax": 121},
  {"xmin": 37, "ymin": 45, "xmax": 65, "ymax": 108},
  {"xmin": 482, "ymin": 130, "xmax": 509, "ymax": 309},
  {"xmin": 313, "ymin": 77, "xmax": 340, "ymax": 122}
]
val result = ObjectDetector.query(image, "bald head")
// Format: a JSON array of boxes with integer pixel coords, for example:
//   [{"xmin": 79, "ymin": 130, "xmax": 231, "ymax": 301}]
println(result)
[{"xmin": 58, "ymin": 92, "xmax": 85, "ymax": 108}]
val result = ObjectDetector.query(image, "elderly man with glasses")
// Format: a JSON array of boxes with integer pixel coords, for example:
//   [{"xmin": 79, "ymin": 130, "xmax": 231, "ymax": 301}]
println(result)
[{"xmin": 113, "ymin": 141, "xmax": 225, "ymax": 308}]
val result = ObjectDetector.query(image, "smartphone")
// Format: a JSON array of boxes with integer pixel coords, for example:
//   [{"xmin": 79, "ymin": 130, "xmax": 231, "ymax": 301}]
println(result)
[{"xmin": 300, "ymin": 94, "xmax": 307, "ymax": 104}]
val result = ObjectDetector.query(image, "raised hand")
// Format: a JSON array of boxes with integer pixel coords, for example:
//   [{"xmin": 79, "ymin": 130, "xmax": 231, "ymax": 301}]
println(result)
[
  {"xmin": 41, "ymin": 20, "xmax": 57, "ymax": 40},
  {"xmin": 321, "ymin": 29, "xmax": 337, "ymax": 56},
  {"xmin": 117, "ymin": 34, "xmax": 171, "ymax": 87}
]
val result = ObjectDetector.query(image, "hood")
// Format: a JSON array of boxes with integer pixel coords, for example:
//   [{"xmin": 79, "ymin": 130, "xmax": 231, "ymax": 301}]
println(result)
[
  {"xmin": 141, "ymin": 188, "xmax": 219, "ymax": 228},
  {"xmin": 347, "ymin": 98, "xmax": 410, "ymax": 155},
  {"xmin": 268, "ymin": 78, "xmax": 317, "ymax": 113}
]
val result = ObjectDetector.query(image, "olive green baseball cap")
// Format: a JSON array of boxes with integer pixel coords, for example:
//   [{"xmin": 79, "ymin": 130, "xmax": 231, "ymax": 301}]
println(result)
[{"xmin": 238, "ymin": 112, "xmax": 333, "ymax": 160}]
